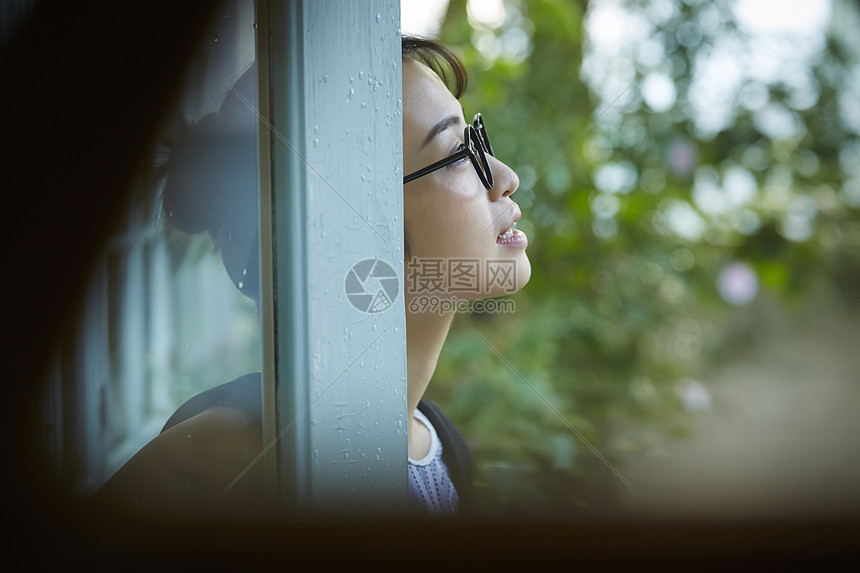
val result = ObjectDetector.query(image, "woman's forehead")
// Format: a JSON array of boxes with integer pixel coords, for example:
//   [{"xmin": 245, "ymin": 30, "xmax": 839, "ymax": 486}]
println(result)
[
  {"xmin": 402, "ymin": 60, "xmax": 463, "ymax": 145},
  {"xmin": 403, "ymin": 60, "xmax": 460, "ymax": 115}
]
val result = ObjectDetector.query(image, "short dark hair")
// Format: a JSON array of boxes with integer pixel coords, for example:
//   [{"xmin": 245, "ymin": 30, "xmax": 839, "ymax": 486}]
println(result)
[
  {"xmin": 401, "ymin": 35, "xmax": 468, "ymax": 99},
  {"xmin": 160, "ymin": 64, "xmax": 261, "ymax": 301}
]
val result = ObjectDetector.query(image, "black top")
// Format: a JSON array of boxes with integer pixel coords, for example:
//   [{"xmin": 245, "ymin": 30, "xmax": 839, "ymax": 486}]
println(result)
[{"xmin": 161, "ymin": 373, "xmax": 473, "ymax": 511}]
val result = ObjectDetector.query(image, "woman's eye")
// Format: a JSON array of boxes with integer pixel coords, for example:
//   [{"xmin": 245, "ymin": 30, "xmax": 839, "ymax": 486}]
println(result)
[
  {"xmin": 442, "ymin": 144, "xmax": 468, "ymax": 169},
  {"xmin": 445, "ymin": 154, "xmax": 469, "ymax": 171}
]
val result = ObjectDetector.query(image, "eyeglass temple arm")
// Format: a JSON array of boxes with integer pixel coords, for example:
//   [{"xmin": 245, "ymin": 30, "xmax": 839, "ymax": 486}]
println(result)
[{"xmin": 403, "ymin": 147, "xmax": 470, "ymax": 184}]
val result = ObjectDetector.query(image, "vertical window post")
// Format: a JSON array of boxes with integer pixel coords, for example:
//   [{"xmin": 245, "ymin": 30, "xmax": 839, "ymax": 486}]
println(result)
[{"xmin": 257, "ymin": 0, "xmax": 406, "ymax": 515}]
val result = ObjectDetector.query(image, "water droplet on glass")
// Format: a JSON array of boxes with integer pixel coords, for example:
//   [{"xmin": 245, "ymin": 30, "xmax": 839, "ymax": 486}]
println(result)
[
  {"xmin": 359, "ymin": 70, "xmax": 364, "ymax": 80},
  {"xmin": 238, "ymin": 281, "xmax": 244, "ymax": 289},
  {"xmin": 376, "ymin": 13, "xmax": 381, "ymax": 23},
  {"xmin": 313, "ymin": 138, "xmax": 319, "ymax": 148},
  {"xmin": 361, "ymin": 102, "xmax": 367, "ymax": 109},
  {"xmin": 242, "ymin": 268, "xmax": 247, "ymax": 276}
]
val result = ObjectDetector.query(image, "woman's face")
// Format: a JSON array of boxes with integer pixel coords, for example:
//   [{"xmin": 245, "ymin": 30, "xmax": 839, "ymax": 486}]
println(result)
[{"xmin": 402, "ymin": 59, "xmax": 531, "ymax": 301}]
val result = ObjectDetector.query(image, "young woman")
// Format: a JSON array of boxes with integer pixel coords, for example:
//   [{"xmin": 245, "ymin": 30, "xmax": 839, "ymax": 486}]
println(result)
[
  {"xmin": 400, "ymin": 36, "xmax": 530, "ymax": 513},
  {"xmin": 92, "ymin": 36, "xmax": 530, "ymax": 517}
]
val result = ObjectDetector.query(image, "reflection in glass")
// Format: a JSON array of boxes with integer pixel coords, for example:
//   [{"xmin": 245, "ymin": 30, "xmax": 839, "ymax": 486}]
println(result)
[{"xmin": 40, "ymin": 0, "xmax": 265, "ymax": 516}]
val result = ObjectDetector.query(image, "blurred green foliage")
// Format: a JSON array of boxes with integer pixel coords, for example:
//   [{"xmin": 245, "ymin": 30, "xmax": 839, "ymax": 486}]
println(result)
[{"xmin": 421, "ymin": 0, "xmax": 860, "ymax": 516}]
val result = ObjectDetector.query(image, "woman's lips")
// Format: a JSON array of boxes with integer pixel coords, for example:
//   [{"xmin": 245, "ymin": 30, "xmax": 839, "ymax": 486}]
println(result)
[
  {"xmin": 496, "ymin": 227, "xmax": 528, "ymax": 248},
  {"xmin": 500, "ymin": 204, "xmax": 522, "ymax": 235}
]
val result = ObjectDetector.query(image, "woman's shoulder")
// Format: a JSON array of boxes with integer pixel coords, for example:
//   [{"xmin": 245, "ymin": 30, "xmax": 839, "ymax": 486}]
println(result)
[
  {"xmin": 417, "ymin": 399, "xmax": 474, "ymax": 509},
  {"xmin": 162, "ymin": 372, "xmax": 262, "ymax": 433},
  {"xmin": 91, "ymin": 392, "xmax": 265, "ymax": 516}
]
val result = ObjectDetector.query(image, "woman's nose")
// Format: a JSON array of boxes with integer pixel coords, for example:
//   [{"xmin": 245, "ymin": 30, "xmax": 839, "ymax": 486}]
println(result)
[{"xmin": 490, "ymin": 156, "xmax": 520, "ymax": 201}]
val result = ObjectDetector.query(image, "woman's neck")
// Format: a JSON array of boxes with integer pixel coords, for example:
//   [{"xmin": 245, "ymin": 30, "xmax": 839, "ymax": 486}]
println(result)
[{"xmin": 405, "ymin": 301, "xmax": 455, "ymax": 457}]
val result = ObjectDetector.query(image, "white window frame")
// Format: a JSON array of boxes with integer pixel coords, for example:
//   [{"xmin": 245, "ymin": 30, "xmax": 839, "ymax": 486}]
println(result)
[{"xmin": 257, "ymin": 0, "xmax": 407, "ymax": 514}]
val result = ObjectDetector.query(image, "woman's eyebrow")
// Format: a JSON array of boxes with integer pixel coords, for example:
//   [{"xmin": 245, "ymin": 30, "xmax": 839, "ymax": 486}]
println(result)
[{"xmin": 421, "ymin": 114, "xmax": 461, "ymax": 150}]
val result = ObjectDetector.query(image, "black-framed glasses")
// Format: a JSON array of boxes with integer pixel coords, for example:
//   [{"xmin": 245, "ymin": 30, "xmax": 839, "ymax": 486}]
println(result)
[{"xmin": 403, "ymin": 113, "xmax": 495, "ymax": 189}]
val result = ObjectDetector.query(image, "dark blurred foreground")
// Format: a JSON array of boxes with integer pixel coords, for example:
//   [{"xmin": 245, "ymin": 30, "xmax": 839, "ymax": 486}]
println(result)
[{"xmin": 3, "ymin": 1, "xmax": 857, "ymax": 567}]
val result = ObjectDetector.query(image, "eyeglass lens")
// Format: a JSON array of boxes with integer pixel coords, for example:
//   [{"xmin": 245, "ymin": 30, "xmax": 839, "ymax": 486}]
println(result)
[
  {"xmin": 473, "ymin": 114, "xmax": 494, "ymax": 157},
  {"xmin": 468, "ymin": 124, "xmax": 494, "ymax": 189}
]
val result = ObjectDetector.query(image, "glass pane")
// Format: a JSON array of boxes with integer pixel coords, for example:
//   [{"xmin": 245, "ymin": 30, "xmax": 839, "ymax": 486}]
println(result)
[{"xmin": 44, "ymin": 0, "xmax": 266, "ymax": 515}]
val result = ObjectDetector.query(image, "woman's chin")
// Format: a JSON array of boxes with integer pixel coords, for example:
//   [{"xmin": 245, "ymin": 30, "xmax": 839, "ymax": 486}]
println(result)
[{"xmin": 514, "ymin": 255, "xmax": 532, "ymax": 291}]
